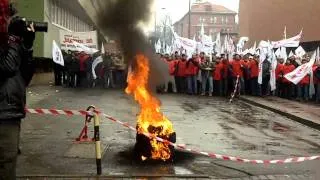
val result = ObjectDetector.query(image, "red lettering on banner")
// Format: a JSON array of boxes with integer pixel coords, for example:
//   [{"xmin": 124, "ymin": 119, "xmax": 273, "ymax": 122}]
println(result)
[{"xmin": 86, "ymin": 39, "xmax": 93, "ymax": 43}]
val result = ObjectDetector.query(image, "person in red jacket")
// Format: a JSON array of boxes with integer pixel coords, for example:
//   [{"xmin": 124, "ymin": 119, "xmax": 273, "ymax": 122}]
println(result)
[
  {"xmin": 213, "ymin": 57, "xmax": 224, "ymax": 96},
  {"xmin": 248, "ymin": 55, "xmax": 260, "ymax": 96},
  {"xmin": 164, "ymin": 56, "xmax": 177, "ymax": 93},
  {"xmin": 275, "ymin": 58, "xmax": 285, "ymax": 97},
  {"xmin": 186, "ymin": 54, "xmax": 199, "ymax": 95},
  {"xmin": 175, "ymin": 54, "xmax": 188, "ymax": 93},
  {"xmin": 230, "ymin": 54, "xmax": 245, "ymax": 95},
  {"xmin": 297, "ymin": 58, "xmax": 310, "ymax": 101},
  {"xmin": 282, "ymin": 60, "xmax": 296, "ymax": 99}
]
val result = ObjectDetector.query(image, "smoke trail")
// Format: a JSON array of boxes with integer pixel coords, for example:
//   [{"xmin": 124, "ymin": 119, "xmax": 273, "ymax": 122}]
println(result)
[{"xmin": 95, "ymin": 0, "xmax": 169, "ymax": 89}]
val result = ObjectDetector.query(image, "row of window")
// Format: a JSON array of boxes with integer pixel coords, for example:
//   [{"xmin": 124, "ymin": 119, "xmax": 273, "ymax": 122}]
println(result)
[
  {"xmin": 48, "ymin": 0, "xmax": 93, "ymax": 32},
  {"xmin": 199, "ymin": 16, "xmax": 230, "ymax": 24}
]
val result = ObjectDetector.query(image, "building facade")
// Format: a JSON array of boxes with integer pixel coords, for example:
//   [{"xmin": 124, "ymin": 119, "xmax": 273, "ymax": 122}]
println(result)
[
  {"xmin": 16, "ymin": 0, "xmax": 94, "ymax": 59},
  {"xmin": 173, "ymin": 1, "xmax": 238, "ymax": 40},
  {"xmin": 239, "ymin": 0, "xmax": 320, "ymax": 48}
]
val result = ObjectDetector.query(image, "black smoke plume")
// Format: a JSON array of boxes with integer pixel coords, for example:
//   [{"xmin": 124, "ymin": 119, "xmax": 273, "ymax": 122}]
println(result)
[{"xmin": 95, "ymin": 0, "xmax": 169, "ymax": 89}]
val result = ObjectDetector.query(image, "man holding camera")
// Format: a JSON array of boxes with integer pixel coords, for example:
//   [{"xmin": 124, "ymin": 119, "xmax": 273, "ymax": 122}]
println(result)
[{"xmin": 0, "ymin": 0, "xmax": 35, "ymax": 179}]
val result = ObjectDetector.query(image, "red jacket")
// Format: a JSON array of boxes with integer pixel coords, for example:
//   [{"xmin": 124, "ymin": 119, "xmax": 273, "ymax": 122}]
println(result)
[
  {"xmin": 213, "ymin": 63, "xmax": 224, "ymax": 81},
  {"xmin": 168, "ymin": 60, "xmax": 177, "ymax": 76},
  {"xmin": 231, "ymin": 60, "xmax": 244, "ymax": 77},
  {"xmin": 79, "ymin": 53, "xmax": 89, "ymax": 72},
  {"xmin": 299, "ymin": 75, "xmax": 310, "ymax": 85},
  {"xmin": 185, "ymin": 59, "xmax": 199, "ymax": 76},
  {"xmin": 249, "ymin": 60, "xmax": 259, "ymax": 78},
  {"xmin": 222, "ymin": 59, "xmax": 229, "ymax": 78},
  {"xmin": 282, "ymin": 64, "xmax": 295, "ymax": 83},
  {"xmin": 275, "ymin": 64, "xmax": 284, "ymax": 80},
  {"xmin": 176, "ymin": 60, "xmax": 187, "ymax": 77}
]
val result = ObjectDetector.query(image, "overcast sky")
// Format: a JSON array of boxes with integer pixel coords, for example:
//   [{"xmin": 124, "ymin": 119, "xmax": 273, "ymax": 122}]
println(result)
[{"xmin": 144, "ymin": 0, "xmax": 239, "ymax": 32}]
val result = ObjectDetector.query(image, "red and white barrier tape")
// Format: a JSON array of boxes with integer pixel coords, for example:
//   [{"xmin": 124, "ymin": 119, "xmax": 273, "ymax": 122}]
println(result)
[
  {"xmin": 229, "ymin": 75, "xmax": 240, "ymax": 103},
  {"xmin": 25, "ymin": 108, "xmax": 320, "ymax": 164}
]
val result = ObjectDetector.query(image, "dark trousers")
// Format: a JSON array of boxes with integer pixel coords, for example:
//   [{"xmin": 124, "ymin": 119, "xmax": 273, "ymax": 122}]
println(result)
[
  {"xmin": 297, "ymin": 84, "xmax": 309, "ymax": 100},
  {"xmin": 283, "ymin": 83, "xmax": 294, "ymax": 99},
  {"xmin": 187, "ymin": 75, "xmax": 197, "ymax": 94},
  {"xmin": 0, "ymin": 119, "xmax": 20, "ymax": 180},
  {"xmin": 250, "ymin": 77, "xmax": 260, "ymax": 96},
  {"xmin": 261, "ymin": 75, "xmax": 270, "ymax": 96},
  {"xmin": 222, "ymin": 78, "xmax": 228, "ymax": 96},
  {"xmin": 175, "ymin": 76, "xmax": 186, "ymax": 93},
  {"xmin": 214, "ymin": 80, "xmax": 223, "ymax": 96}
]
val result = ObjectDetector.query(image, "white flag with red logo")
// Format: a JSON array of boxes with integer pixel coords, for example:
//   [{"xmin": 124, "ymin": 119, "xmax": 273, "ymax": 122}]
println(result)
[
  {"xmin": 271, "ymin": 30, "xmax": 302, "ymax": 48},
  {"xmin": 52, "ymin": 40, "xmax": 64, "ymax": 66},
  {"xmin": 284, "ymin": 51, "xmax": 316, "ymax": 84}
]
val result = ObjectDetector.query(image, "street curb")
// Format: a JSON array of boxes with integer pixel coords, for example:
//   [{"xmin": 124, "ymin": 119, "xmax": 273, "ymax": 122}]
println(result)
[
  {"xmin": 17, "ymin": 174, "xmax": 211, "ymax": 179},
  {"xmin": 239, "ymin": 97, "xmax": 320, "ymax": 131}
]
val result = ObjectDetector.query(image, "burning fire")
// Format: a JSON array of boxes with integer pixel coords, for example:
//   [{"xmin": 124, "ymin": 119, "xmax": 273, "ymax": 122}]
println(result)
[{"xmin": 125, "ymin": 54, "xmax": 174, "ymax": 161}]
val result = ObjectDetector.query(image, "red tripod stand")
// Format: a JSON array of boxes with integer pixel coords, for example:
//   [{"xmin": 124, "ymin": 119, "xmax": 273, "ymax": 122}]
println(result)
[{"xmin": 75, "ymin": 105, "xmax": 95, "ymax": 142}]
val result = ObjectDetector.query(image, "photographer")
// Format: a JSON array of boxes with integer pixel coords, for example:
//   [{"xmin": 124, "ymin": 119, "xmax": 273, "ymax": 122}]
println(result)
[{"xmin": 0, "ymin": 1, "xmax": 36, "ymax": 179}]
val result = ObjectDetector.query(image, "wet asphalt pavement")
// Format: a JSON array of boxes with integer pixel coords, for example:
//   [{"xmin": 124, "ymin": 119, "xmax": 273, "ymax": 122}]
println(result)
[{"xmin": 17, "ymin": 85, "xmax": 320, "ymax": 179}]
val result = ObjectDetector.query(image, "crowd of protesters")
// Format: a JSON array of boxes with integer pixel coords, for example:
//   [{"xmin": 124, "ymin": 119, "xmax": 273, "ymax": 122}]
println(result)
[
  {"xmin": 53, "ymin": 50, "xmax": 127, "ymax": 89},
  {"xmin": 53, "ymin": 49, "xmax": 320, "ymax": 103},
  {"xmin": 158, "ymin": 51, "xmax": 320, "ymax": 103}
]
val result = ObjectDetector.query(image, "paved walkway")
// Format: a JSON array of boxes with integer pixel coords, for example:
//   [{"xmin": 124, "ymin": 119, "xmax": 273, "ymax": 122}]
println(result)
[
  {"xmin": 240, "ymin": 96, "xmax": 320, "ymax": 130},
  {"xmin": 17, "ymin": 174, "xmax": 315, "ymax": 180}
]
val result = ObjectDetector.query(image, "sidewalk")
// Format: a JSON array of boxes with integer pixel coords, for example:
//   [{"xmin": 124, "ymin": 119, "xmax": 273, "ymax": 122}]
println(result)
[
  {"xmin": 240, "ymin": 96, "xmax": 320, "ymax": 130},
  {"xmin": 17, "ymin": 174, "xmax": 315, "ymax": 180}
]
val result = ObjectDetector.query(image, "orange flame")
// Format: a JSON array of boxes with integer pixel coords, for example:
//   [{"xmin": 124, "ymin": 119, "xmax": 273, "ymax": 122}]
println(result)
[{"xmin": 125, "ymin": 54, "xmax": 174, "ymax": 161}]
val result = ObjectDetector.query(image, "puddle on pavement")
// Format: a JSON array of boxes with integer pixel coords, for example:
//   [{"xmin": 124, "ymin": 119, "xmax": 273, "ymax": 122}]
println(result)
[
  {"xmin": 114, "ymin": 146, "xmax": 197, "ymax": 175},
  {"xmin": 116, "ymin": 146, "xmax": 196, "ymax": 165},
  {"xmin": 181, "ymin": 102, "xmax": 201, "ymax": 112}
]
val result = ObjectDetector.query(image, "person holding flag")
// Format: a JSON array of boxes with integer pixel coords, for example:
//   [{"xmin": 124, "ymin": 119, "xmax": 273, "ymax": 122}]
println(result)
[{"xmin": 297, "ymin": 57, "xmax": 311, "ymax": 101}]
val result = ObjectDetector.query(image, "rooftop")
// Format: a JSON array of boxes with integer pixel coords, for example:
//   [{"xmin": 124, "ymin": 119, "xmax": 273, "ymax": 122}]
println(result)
[{"xmin": 191, "ymin": 1, "xmax": 236, "ymax": 14}]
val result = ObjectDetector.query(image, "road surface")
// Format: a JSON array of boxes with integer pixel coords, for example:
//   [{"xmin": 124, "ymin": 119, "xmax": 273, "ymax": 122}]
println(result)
[{"xmin": 17, "ymin": 85, "xmax": 320, "ymax": 179}]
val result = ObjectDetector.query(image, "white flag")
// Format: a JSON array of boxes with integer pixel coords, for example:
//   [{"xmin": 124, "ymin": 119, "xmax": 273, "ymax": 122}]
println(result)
[
  {"xmin": 316, "ymin": 47, "xmax": 320, "ymax": 64},
  {"xmin": 270, "ymin": 51, "xmax": 277, "ymax": 91},
  {"xmin": 284, "ymin": 51, "xmax": 316, "ymax": 84},
  {"xmin": 272, "ymin": 30, "xmax": 302, "ymax": 48},
  {"xmin": 275, "ymin": 48, "xmax": 281, "ymax": 58},
  {"xmin": 101, "ymin": 42, "xmax": 105, "ymax": 54},
  {"xmin": 52, "ymin": 40, "xmax": 64, "ymax": 66},
  {"xmin": 280, "ymin": 47, "xmax": 287, "ymax": 60},
  {"xmin": 92, "ymin": 56, "xmax": 103, "ymax": 80},
  {"xmin": 295, "ymin": 46, "xmax": 306, "ymax": 58},
  {"xmin": 215, "ymin": 32, "xmax": 221, "ymax": 55},
  {"xmin": 288, "ymin": 50, "xmax": 294, "ymax": 58}
]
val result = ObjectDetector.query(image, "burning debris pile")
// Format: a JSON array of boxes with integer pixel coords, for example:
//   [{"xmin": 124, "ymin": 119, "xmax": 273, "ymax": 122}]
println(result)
[
  {"xmin": 94, "ymin": 0, "xmax": 175, "ymax": 161},
  {"xmin": 126, "ymin": 54, "xmax": 176, "ymax": 162}
]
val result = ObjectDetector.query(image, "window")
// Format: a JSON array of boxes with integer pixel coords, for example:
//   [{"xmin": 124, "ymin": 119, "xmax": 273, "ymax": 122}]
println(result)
[
  {"xmin": 226, "ymin": 17, "xmax": 228, "ymax": 24},
  {"xmin": 210, "ymin": 17, "xmax": 213, "ymax": 23},
  {"xmin": 214, "ymin": 17, "xmax": 217, "ymax": 24},
  {"xmin": 221, "ymin": 17, "xmax": 225, "ymax": 24},
  {"xmin": 199, "ymin": 16, "xmax": 202, "ymax": 23}
]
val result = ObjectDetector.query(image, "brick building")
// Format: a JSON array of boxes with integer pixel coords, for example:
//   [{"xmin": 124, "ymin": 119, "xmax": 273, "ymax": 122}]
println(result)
[
  {"xmin": 173, "ymin": 1, "xmax": 238, "ymax": 40},
  {"xmin": 239, "ymin": 0, "xmax": 320, "ymax": 50}
]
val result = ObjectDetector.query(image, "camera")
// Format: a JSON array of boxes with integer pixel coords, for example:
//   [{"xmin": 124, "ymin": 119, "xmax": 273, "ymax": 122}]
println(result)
[
  {"xmin": 25, "ymin": 20, "xmax": 48, "ymax": 33},
  {"xmin": 9, "ymin": 2, "xmax": 48, "ymax": 33}
]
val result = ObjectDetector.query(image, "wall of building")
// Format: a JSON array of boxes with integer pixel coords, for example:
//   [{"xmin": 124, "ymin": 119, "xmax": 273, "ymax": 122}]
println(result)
[
  {"xmin": 239, "ymin": 0, "xmax": 320, "ymax": 46},
  {"xmin": 17, "ymin": 0, "xmax": 94, "ymax": 58}
]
